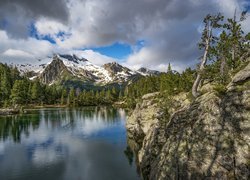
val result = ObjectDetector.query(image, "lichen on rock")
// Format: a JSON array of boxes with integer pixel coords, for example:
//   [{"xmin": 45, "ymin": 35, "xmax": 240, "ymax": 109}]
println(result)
[{"xmin": 126, "ymin": 63, "xmax": 250, "ymax": 180}]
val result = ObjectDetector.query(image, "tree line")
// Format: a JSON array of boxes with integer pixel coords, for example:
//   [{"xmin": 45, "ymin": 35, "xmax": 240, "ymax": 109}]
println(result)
[
  {"xmin": 192, "ymin": 11, "xmax": 250, "ymax": 97},
  {"xmin": 0, "ymin": 11, "xmax": 249, "ymax": 109},
  {"xmin": 123, "ymin": 11, "xmax": 250, "ymax": 107},
  {"xmin": 123, "ymin": 64, "xmax": 195, "ymax": 108},
  {"xmin": 0, "ymin": 63, "xmax": 121, "ymax": 107}
]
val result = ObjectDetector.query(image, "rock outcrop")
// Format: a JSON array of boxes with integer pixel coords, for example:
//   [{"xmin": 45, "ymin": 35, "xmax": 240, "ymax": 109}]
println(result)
[
  {"xmin": 102, "ymin": 62, "xmax": 141, "ymax": 83},
  {"xmin": 232, "ymin": 62, "xmax": 250, "ymax": 84},
  {"xmin": 40, "ymin": 56, "xmax": 70, "ymax": 84},
  {"xmin": 137, "ymin": 67, "xmax": 161, "ymax": 76},
  {"xmin": 126, "ymin": 62, "xmax": 250, "ymax": 180}
]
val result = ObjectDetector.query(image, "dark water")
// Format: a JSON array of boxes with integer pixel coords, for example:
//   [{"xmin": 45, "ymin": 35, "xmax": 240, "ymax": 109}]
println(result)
[{"xmin": 0, "ymin": 107, "xmax": 140, "ymax": 180}]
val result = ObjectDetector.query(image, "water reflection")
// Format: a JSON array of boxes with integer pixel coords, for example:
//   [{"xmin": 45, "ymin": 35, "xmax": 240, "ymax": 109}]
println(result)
[
  {"xmin": 124, "ymin": 146, "xmax": 134, "ymax": 165},
  {"xmin": 0, "ymin": 107, "xmax": 139, "ymax": 180},
  {"xmin": 0, "ymin": 114, "xmax": 40, "ymax": 142}
]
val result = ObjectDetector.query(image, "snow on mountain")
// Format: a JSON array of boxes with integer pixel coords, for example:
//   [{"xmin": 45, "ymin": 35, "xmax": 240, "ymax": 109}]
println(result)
[
  {"xmin": 14, "ymin": 54, "xmax": 159, "ymax": 85},
  {"xmin": 57, "ymin": 54, "xmax": 113, "ymax": 83},
  {"xmin": 102, "ymin": 62, "xmax": 138, "ymax": 82},
  {"xmin": 137, "ymin": 67, "xmax": 160, "ymax": 76},
  {"xmin": 13, "ymin": 57, "xmax": 51, "ymax": 74}
]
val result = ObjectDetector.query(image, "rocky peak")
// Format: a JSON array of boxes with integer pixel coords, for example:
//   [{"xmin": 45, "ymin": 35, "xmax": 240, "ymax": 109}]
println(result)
[
  {"xmin": 40, "ymin": 56, "xmax": 70, "ymax": 84},
  {"xmin": 137, "ymin": 67, "xmax": 160, "ymax": 75},
  {"xmin": 14, "ymin": 53, "xmax": 163, "ymax": 86},
  {"xmin": 58, "ymin": 54, "xmax": 88, "ymax": 64},
  {"xmin": 101, "ymin": 62, "xmax": 140, "ymax": 83},
  {"xmin": 103, "ymin": 62, "xmax": 131, "ymax": 74},
  {"xmin": 137, "ymin": 67, "xmax": 148, "ymax": 73}
]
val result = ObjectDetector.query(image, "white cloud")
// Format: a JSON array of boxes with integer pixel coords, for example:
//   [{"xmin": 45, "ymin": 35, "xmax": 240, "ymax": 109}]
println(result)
[
  {"xmin": 215, "ymin": 0, "xmax": 241, "ymax": 17},
  {"xmin": 35, "ymin": 18, "xmax": 69, "ymax": 36},
  {"xmin": 0, "ymin": 30, "xmax": 55, "ymax": 64},
  {"xmin": 2, "ymin": 49, "xmax": 34, "ymax": 58},
  {"xmin": 121, "ymin": 0, "xmax": 250, "ymax": 71},
  {"xmin": 0, "ymin": 0, "xmax": 249, "ymax": 71},
  {"xmin": 69, "ymin": 50, "xmax": 116, "ymax": 65}
]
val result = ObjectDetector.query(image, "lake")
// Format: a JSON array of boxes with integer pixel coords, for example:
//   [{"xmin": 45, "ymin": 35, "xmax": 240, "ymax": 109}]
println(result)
[{"xmin": 0, "ymin": 107, "xmax": 140, "ymax": 180}]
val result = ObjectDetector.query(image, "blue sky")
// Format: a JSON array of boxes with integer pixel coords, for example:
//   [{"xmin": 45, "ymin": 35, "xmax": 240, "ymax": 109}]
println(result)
[
  {"xmin": 91, "ymin": 43, "xmax": 132, "ymax": 60},
  {"xmin": 29, "ymin": 22, "xmax": 138, "ymax": 61},
  {"xmin": 0, "ymin": 0, "xmax": 249, "ymax": 71},
  {"xmin": 29, "ymin": 23, "xmax": 56, "ymax": 44},
  {"xmin": 89, "ymin": 40, "xmax": 145, "ymax": 61}
]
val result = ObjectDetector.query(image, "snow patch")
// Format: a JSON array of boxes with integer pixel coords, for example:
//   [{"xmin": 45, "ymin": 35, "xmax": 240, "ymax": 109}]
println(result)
[{"xmin": 14, "ymin": 54, "xmax": 147, "ymax": 84}]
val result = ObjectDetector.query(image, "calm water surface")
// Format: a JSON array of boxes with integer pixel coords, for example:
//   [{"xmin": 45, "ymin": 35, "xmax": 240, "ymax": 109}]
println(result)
[{"xmin": 0, "ymin": 107, "xmax": 139, "ymax": 180}]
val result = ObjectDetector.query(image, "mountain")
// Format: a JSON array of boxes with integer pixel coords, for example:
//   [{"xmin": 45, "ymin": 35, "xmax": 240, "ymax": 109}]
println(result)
[
  {"xmin": 137, "ymin": 67, "xmax": 161, "ymax": 76},
  {"xmin": 103, "ymin": 62, "xmax": 139, "ymax": 83},
  {"xmin": 40, "ymin": 57, "xmax": 71, "ymax": 85},
  {"xmin": 14, "ymin": 54, "xmax": 160, "ymax": 87}
]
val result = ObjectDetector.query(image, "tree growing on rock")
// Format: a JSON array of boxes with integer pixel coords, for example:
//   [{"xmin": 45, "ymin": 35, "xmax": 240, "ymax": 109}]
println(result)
[
  {"xmin": 223, "ymin": 10, "xmax": 249, "ymax": 68},
  {"xmin": 192, "ymin": 13, "xmax": 224, "ymax": 97},
  {"xmin": 203, "ymin": 11, "xmax": 249, "ymax": 85}
]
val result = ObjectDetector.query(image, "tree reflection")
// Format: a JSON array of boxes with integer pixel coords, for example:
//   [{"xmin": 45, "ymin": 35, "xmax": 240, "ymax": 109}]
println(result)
[
  {"xmin": 0, "ymin": 114, "xmax": 40, "ymax": 142},
  {"xmin": 124, "ymin": 146, "xmax": 134, "ymax": 166},
  {"xmin": 0, "ymin": 107, "xmax": 126, "ymax": 143}
]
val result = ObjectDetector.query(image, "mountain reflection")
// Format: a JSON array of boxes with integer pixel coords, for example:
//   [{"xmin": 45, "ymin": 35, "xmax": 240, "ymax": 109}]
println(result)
[
  {"xmin": 0, "ymin": 107, "xmax": 126, "ymax": 143},
  {"xmin": 0, "ymin": 114, "xmax": 40, "ymax": 142},
  {"xmin": 0, "ymin": 107, "xmax": 139, "ymax": 180}
]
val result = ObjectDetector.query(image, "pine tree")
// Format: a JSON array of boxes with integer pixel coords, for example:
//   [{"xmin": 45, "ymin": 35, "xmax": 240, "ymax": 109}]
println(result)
[
  {"xmin": 100, "ymin": 89, "xmax": 105, "ymax": 104},
  {"xmin": 167, "ymin": 63, "xmax": 172, "ymax": 73},
  {"xmin": 192, "ymin": 13, "xmax": 224, "ymax": 97},
  {"xmin": 10, "ymin": 66, "xmax": 20, "ymax": 86},
  {"xmin": 213, "ymin": 30, "xmax": 231, "ymax": 84},
  {"xmin": 118, "ymin": 90, "xmax": 123, "ymax": 100},
  {"xmin": 31, "ymin": 81, "xmax": 42, "ymax": 104},
  {"xmin": 95, "ymin": 91, "xmax": 100, "ymax": 104},
  {"xmin": 223, "ymin": 10, "xmax": 248, "ymax": 68},
  {"xmin": 68, "ymin": 88, "xmax": 75, "ymax": 106},
  {"xmin": 10, "ymin": 80, "xmax": 27, "ymax": 105},
  {"xmin": 106, "ymin": 89, "xmax": 112, "ymax": 103},
  {"xmin": 61, "ymin": 89, "xmax": 67, "ymax": 105},
  {"xmin": 111, "ymin": 87, "xmax": 117, "ymax": 99},
  {"xmin": 0, "ymin": 68, "xmax": 11, "ymax": 105},
  {"xmin": 89, "ymin": 90, "xmax": 95, "ymax": 104}
]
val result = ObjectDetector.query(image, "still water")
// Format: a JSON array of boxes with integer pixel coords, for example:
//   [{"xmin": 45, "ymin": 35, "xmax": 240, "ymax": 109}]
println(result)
[{"xmin": 0, "ymin": 107, "xmax": 139, "ymax": 180}]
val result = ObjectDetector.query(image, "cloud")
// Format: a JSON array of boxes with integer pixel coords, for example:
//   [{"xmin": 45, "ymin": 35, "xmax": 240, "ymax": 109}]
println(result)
[
  {"xmin": 69, "ymin": 50, "xmax": 117, "ymax": 65},
  {"xmin": 122, "ymin": 0, "xmax": 250, "ymax": 71},
  {"xmin": 2, "ymin": 49, "xmax": 34, "ymax": 58},
  {"xmin": 0, "ymin": 0, "xmax": 249, "ymax": 71},
  {"xmin": 0, "ymin": 0, "xmax": 69, "ymax": 38},
  {"xmin": 0, "ymin": 30, "xmax": 55, "ymax": 63},
  {"xmin": 35, "ymin": 19, "xmax": 69, "ymax": 36}
]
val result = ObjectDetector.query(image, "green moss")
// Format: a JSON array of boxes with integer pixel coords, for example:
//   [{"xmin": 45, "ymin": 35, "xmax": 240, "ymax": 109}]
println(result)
[
  {"xmin": 231, "ymin": 60, "xmax": 249, "ymax": 76},
  {"xmin": 186, "ymin": 91, "xmax": 194, "ymax": 102},
  {"xmin": 233, "ymin": 81, "xmax": 250, "ymax": 92},
  {"xmin": 213, "ymin": 84, "xmax": 227, "ymax": 96}
]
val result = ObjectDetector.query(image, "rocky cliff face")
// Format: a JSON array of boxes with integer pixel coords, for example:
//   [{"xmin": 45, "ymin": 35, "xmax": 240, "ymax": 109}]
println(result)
[
  {"xmin": 37, "ymin": 55, "xmax": 142, "ymax": 85},
  {"xmin": 126, "ymin": 62, "xmax": 250, "ymax": 180},
  {"xmin": 40, "ymin": 56, "xmax": 70, "ymax": 84},
  {"xmin": 102, "ymin": 62, "xmax": 141, "ymax": 83},
  {"xmin": 137, "ymin": 67, "xmax": 161, "ymax": 76}
]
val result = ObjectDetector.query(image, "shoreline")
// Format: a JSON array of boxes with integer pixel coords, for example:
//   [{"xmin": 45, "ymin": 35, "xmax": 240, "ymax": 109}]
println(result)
[
  {"xmin": 0, "ymin": 108, "xmax": 20, "ymax": 115},
  {"xmin": 0, "ymin": 103, "xmax": 128, "ymax": 116}
]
